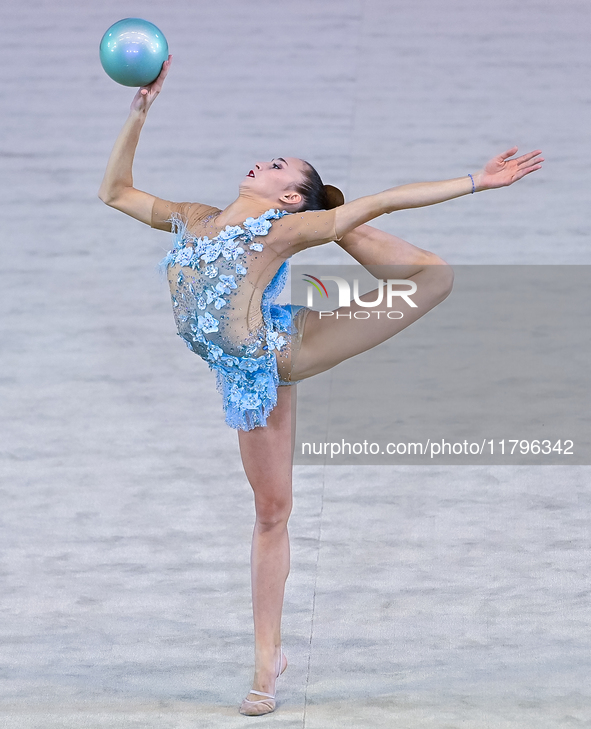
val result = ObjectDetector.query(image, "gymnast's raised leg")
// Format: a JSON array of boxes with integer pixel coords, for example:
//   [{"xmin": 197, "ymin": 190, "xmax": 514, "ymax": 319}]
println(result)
[{"xmin": 292, "ymin": 226, "xmax": 454, "ymax": 380}]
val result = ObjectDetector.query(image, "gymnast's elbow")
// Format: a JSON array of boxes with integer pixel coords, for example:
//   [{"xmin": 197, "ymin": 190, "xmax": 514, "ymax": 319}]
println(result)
[
  {"xmin": 98, "ymin": 188, "xmax": 124, "ymax": 208},
  {"xmin": 98, "ymin": 188, "xmax": 116, "ymax": 205}
]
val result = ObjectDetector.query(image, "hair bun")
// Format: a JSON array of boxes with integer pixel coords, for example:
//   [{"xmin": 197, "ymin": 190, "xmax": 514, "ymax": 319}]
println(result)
[{"xmin": 324, "ymin": 184, "xmax": 345, "ymax": 209}]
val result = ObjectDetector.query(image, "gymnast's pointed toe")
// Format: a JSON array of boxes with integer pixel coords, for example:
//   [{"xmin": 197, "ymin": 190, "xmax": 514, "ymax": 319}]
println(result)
[{"xmin": 239, "ymin": 691, "xmax": 276, "ymax": 716}]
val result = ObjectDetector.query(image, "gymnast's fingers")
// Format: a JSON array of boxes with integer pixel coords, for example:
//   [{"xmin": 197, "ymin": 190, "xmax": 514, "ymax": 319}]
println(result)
[
  {"xmin": 500, "ymin": 146, "xmax": 519, "ymax": 160},
  {"xmin": 516, "ymin": 149, "xmax": 543, "ymax": 166}
]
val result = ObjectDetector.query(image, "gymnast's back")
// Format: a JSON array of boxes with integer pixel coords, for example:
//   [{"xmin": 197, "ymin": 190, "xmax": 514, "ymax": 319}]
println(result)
[{"xmin": 152, "ymin": 197, "xmax": 338, "ymax": 360}]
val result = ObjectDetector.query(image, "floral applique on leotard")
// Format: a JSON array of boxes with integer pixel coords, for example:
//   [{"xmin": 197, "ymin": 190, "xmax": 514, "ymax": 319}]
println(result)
[{"xmin": 159, "ymin": 209, "xmax": 304, "ymax": 430}]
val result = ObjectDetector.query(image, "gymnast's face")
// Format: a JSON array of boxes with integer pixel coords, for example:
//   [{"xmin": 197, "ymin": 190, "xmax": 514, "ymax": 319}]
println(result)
[{"xmin": 241, "ymin": 157, "xmax": 307, "ymax": 206}]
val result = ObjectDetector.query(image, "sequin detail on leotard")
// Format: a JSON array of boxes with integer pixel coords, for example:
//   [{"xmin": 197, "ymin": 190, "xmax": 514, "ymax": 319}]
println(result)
[{"xmin": 160, "ymin": 209, "xmax": 304, "ymax": 431}]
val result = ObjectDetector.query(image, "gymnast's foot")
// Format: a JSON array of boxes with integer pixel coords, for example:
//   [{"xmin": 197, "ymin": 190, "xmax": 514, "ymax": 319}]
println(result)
[{"xmin": 239, "ymin": 647, "xmax": 288, "ymax": 716}]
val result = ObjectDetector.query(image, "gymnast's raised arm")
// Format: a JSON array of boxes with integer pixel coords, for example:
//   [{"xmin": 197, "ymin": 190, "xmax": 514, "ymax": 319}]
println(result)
[
  {"xmin": 333, "ymin": 147, "xmax": 544, "ymax": 240},
  {"xmin": 98, "ymin": 55, "xmax": 173, "ymax": 224}
]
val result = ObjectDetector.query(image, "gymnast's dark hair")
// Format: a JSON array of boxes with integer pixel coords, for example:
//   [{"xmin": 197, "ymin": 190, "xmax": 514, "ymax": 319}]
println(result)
[{"xmin": 296, "ymin": 161, "xmax": 345, "ymax": 211}]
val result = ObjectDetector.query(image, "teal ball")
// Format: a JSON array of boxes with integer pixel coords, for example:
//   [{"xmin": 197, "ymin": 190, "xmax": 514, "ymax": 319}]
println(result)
[{"xmin": 100, "ymin": 18, "xmax": 168, "ymax": 87}]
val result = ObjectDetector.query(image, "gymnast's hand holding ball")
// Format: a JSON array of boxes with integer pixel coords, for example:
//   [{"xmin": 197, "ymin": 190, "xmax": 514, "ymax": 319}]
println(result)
[
  {"xmin": 99, "ymin": 17, "xmax": 172, "ymax": 113},
  {"xmin": 131, "ymin": 55, "xmax": 173, "ymax": 115}
]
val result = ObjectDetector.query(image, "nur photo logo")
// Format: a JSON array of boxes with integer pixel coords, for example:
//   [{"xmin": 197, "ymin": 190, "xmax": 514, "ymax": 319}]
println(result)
[{"xmin": 303, "ymin": 273, "xmax": 418, "ymax": 319}]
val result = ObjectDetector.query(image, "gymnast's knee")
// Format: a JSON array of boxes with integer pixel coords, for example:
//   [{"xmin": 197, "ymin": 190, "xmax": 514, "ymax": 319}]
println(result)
[
  {"xmin": 426, "ymin": 256, "xmax": 454, "ymax": 302},
  {"xmin": 254, "ymin": 497, "xmax": 293, "ymax": 531}
]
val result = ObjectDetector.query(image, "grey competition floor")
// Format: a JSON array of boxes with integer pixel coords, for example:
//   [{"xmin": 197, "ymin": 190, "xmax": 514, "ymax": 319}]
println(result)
[{"xmin": 1, "ymin": 1, "xmax": 590, "ymax": 727}]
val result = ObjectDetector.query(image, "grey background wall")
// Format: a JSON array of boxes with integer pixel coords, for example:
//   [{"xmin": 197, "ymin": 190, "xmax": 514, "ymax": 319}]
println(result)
[{"xmin": 1, "ymin": 1, "xmax": 589, "ymax": 727}]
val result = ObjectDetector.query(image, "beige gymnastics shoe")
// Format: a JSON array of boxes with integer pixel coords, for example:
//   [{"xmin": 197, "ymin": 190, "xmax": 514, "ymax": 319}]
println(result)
[{"xmin": 239, "ymin": 648, "xmax": 288, "ymax": 716}]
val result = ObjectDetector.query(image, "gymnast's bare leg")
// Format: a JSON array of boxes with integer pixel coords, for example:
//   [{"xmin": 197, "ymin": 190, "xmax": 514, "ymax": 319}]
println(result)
[
  {"xmin": 237, "ymin": 384, "xmax": 294, "ymax": 708},
  {"xmin": 293, "ymin": 226, "xmax": 454, "ymax": 379}
]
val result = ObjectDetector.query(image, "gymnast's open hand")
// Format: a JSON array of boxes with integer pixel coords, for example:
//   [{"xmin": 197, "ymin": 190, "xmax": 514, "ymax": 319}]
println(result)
[
  {"xmin": 130, "ymin": 55, "xmax": 173, "ymax": 114},
  {"xmin": 475, "ymin": 147, "xmax": 544, "ymax": 190}
]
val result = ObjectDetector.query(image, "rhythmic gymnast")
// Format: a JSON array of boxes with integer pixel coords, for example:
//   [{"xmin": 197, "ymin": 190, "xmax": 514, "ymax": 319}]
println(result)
[{"xmin": 99, "ymin": 56, "xmax": 543, "ymax": 715}]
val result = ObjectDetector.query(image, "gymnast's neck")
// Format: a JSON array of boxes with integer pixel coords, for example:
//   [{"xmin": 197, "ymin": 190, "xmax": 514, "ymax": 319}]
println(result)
[{"xmin": 215, "ymin": 191, "xmax": 288, "ymax": 228}]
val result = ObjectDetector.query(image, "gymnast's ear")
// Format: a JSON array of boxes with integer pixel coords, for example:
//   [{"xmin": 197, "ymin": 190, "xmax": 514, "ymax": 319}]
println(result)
[{"xmin": 279, "ymin": 191, "xmax": 303, "ymax": 206}]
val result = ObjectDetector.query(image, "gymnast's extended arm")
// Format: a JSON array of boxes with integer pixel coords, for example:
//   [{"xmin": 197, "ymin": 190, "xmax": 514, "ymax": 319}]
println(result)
[
  {"xmin": 98, "ymin": 56, "xmax": 173, "ymax": 224},
  {"xmin": 333, "ymin": 147, "xmax": 544, "ymax": 240}
]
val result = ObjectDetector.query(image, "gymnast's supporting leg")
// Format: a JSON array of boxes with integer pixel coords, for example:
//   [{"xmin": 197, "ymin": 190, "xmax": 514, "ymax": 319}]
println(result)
[{"xmin": 237, "ymin": 385, "xmax": 294, "ymax": 711}]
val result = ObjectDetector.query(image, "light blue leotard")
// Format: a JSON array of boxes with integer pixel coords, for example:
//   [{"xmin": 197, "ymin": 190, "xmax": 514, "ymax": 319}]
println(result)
[{"xmin": 154, "ymin": 200, "xmax": 338, "ymax": 430}]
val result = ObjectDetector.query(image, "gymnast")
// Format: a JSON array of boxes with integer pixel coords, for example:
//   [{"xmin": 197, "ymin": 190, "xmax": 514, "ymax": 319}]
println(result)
[{"xmin": 99, "ymin": 56, "xmax": 543, "ymax": 715}]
